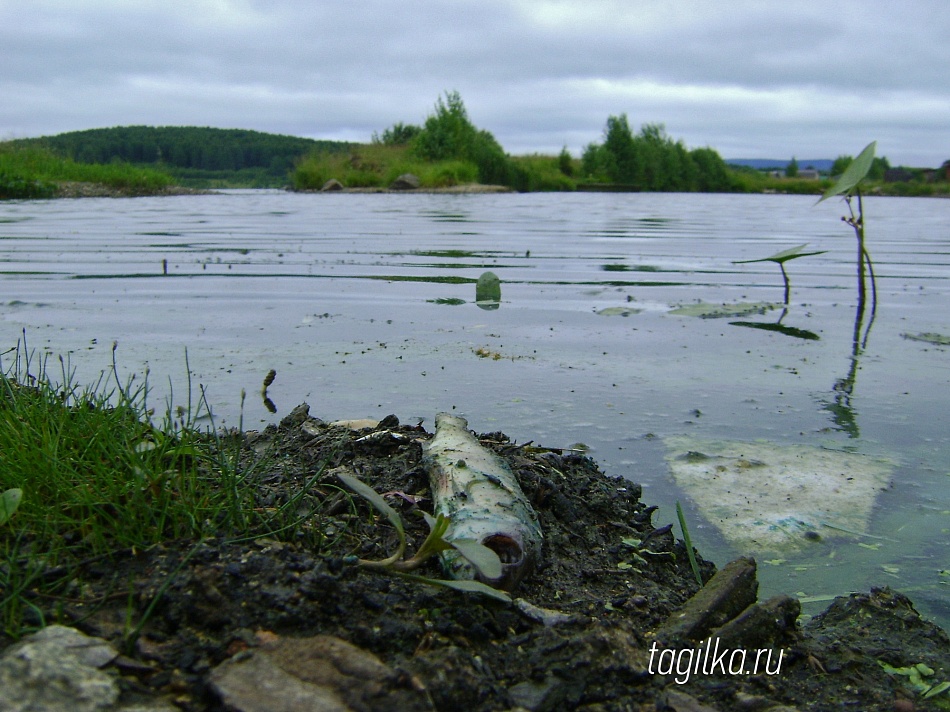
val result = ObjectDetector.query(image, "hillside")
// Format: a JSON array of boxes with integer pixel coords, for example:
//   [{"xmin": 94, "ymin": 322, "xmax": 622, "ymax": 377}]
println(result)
[{"xmin": 10, "ymin": 126, "xmax": 351, "ymax": 187}]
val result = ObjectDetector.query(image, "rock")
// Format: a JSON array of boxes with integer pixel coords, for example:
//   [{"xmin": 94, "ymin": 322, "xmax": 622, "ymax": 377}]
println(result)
[
  {"xmin": 390, "ymin": 173, "xmax": 420, "ymax": 190},
  {"xmin": 656, "ymin": 688, "xmax": 722, "ymax": 711},
  {"xmin": 657, "ymin": 557, "xmax": 758, "ymax": 643},
  {"xmin": 208, "ymin": 634, "xmax": 432, "ymax": 712},
  {"xmin": 508, "ymin": 673, "xmax": 569, "ymax": 711},
  {"xmin": 321, "ymin": 179, "xmax": 344, "ymax": 191},
  {"xmin": 711, "ymin": 594, "xmax": 800, "ymax": 649},
  {"xmin": 0, "ymin": 625, "xmax": 119, "ymax": 712}
]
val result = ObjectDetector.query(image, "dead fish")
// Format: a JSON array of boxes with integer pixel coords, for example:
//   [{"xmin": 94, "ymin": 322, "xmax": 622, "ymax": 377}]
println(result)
[{"xmin": 423, "ymin": 412, "xmax": 542, "ymax": 591}]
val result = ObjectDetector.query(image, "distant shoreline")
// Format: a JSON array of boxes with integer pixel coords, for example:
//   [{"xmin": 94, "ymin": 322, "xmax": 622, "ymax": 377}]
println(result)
[{"xmin": 41, "ymin": 181, "xmax": 950, "ymax": 199}]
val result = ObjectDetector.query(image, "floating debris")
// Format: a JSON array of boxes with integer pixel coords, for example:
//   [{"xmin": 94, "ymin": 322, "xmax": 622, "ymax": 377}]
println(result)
[{"xmin": 665, "ymin": 436, "xmax": 893, "ymax": 554}]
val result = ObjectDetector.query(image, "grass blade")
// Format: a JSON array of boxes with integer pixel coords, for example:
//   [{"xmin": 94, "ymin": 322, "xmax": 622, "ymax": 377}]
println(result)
[{"xmin": 676, "ymin": 501, "xmax": 703, "ymax": 587}]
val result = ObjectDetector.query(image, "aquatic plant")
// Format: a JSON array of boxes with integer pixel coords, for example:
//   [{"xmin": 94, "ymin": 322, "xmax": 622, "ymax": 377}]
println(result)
[
  {"xmin": 336, "ymin": 469, "xmax": 510, "ymax": 601},
  {"xmin": 817, "ymin": 141, "xmax": 878, "ymax": 310},
  {"xmin": 817, "ymin": 142, "xmax": 880, "ymax": 437},
  {"xmin": 733, "ymin": 243, "xmax": 826, "ymax": 305}
]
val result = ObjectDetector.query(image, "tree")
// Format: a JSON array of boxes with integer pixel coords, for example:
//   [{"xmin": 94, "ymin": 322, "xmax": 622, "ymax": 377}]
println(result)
[
  {"xmin": 602, "ymin": 114, "xmax": 636, "ymax": 183},
  {"xmin": 558, "ymin": 147, "xmax": 573, "ymax": 176},
  {"xmin": 786, "ymin": 157, "xmax": 799, "ymax": 178},
  {"xmin": 373, "ymin": 122, "xmax": 421, "ymax": 146},
  {"xmin": 831, "ymin": 155, "xmax": 853, "ymax": 176},
  {"xmin": 412, "ymin": 91, "xmax": 510, "ymax": 184}
]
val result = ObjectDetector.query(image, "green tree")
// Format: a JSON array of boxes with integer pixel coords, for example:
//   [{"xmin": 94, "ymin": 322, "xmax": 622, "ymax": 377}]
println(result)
[
  {"xmin": 373, "ymin": 122, "xmax": 422, "ymax": 146},
  {"xmin": 786, "ymin": 157, "xmax": 799, "ymax": 178},
  {"xmin": 412, "ymin": 91, "xmax": 510, "ymax": 185},
  {"xmin": 868, "ymin": 156, "xmax": 890, "ymax": 180},
  {"xmin": 831, "ymin": 154, "xmax": 853, "ymax": 176},
  {"xmin": 558, "ymin": 147, "xmax": 573, "ymax": 176}
]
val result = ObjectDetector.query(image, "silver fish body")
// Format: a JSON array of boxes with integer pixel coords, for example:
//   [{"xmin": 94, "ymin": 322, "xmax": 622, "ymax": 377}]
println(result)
[{"xmin": 423, "ymin": 412, "xmax": 543, "ymax": 591}]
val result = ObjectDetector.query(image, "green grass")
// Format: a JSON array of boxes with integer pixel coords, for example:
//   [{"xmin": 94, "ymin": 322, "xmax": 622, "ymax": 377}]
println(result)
[
  {"xmin": 292, "ymin": 143, "xmax": 481, "ymax": 190},
  {"xmin": 508, "ymin": 154, "xmax": 577, "ymax": 191},
  {"xmin": 0, "ymin": 338, "xmax": 335, "ymax": 639},
  {"xmin": 728, "ymin": 167, "xmax": 950, "ymax": 197},
  {"xmin": 0, "ymin": 144, "xmax": 175, "ymax": 198},
  {"xmin": 293, "ymin": 143, "xmax": 584, "ymax": 192}
]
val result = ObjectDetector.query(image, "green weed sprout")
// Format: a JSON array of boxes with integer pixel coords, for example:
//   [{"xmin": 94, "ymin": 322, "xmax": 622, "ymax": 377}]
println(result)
[
  {"xmin": 879, "ymin": 660, "xmax": 950, "ymax": 700},
  {"xmin": 733, "ymin": 244, "xmax": 827, "ymax": 305},
  {"xmin": 336, "ymin": 470, "xmax": 510, "ymax": 602},
  {"xmin": 676, "ymin": 501, "xmax": 703, "ymax": 586},
  {"xmin": 817, "ymin": 141, "xmax": 878, "ymax": 310}
]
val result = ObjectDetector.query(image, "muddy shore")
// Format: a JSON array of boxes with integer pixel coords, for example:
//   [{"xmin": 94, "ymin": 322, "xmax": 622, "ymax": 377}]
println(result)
[{"xmin": 3, "ymin": 405, "xmax": 949, "ymax": 711}]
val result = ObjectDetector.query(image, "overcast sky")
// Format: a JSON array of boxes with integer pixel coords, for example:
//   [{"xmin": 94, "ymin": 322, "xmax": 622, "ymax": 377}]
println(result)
[{"xmin": 2, "ymin": 1, "xmax": 948, "ymax": 166}]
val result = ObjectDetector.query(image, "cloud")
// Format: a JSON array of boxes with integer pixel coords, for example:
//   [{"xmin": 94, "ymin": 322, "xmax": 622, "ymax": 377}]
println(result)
[{"xmin": 1, "ymin": 0, "xmax": 947, "ymax": 165}]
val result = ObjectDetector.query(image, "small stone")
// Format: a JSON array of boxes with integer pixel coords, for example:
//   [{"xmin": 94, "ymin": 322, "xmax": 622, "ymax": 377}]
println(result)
[
  {"xmin": 209, "ymin": 634, "xmax": 431, "ymax": 712},
  {"xmin": 0, "ymin": 625, "xmax": 120, "ymax": 712},
  {"xmin": 390, "ymin": 173, "xmax": 420, "ymax": 190}
]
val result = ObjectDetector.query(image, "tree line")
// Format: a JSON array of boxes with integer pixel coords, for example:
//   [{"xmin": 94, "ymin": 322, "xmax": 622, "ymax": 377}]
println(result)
[
  {"xmin": 368, "ymin": 93, "xmax": 737, "ymax": 192},
  {"xmin": 13, "ymin": 126, "xmax": 348, "ymax": 177},
  {"xmin": 581, "ymin": 115, "xmax": 734, "ymax": 191}
]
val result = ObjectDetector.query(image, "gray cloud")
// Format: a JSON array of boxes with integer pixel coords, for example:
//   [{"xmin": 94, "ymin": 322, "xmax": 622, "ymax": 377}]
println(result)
[{"xmin": 1, "ymin": 0, "xmax": 947, "ymax": 165}]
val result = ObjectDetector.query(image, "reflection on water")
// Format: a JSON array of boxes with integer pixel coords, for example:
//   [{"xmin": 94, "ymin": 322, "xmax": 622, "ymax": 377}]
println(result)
[{"xmin": 1, "ymin": 190, "xmax": 948, "ymax": 628}]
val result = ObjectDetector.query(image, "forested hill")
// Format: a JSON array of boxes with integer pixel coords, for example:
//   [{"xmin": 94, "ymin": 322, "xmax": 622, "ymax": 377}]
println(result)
[{"xmin": 13, "ymin": 126, "xmax": 350, "ymax": 185}]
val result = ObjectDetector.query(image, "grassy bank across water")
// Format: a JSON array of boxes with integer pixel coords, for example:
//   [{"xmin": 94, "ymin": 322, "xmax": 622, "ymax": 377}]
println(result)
[{"xmin": 0, "ymin": 145, "xmax": 176, "ymax": 199}]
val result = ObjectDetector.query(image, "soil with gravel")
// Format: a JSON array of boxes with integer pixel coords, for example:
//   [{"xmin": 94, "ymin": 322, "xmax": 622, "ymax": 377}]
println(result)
[{"xmin": 4, "ymin": 404, "xmax": 949, "ymax": 711}]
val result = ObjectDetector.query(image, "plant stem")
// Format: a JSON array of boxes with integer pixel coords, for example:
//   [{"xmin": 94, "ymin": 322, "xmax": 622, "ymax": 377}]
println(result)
[{"xmin": 676, "ymin": 501, "xmax": 703, "ymax": 587}]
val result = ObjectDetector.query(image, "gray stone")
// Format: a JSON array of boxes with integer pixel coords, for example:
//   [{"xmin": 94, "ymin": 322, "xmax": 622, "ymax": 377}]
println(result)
[
  {"xmin": 390, "ymin": 173, "xmax": 420, "ymax": 190},
  {"xmin": 209, "ymin": 634, "xmax": 432, "ymax": 712},
  {"xmin": 0, "ymin": 625, "xmax": 119, "ymax": 712},
  {"xmin": 657, "ymin": 688, "xmax": 722, "ymax": 711}
]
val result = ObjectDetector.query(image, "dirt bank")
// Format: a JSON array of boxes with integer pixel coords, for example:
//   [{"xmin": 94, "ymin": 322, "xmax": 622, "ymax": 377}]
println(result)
[{"xmin": 3, "ymin": 405, "xmax": 948, "ymax": 711}]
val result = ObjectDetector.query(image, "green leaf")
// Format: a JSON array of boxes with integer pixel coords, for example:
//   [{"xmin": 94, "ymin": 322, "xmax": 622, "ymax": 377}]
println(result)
[
  {"xmin": 0, "ymin": 488, "xmax": 23, "ymax": 525},
  {"xmin": 401, "ymin": 573, "xmax": 512, "ymax": 603},
  {"xmin": 817, "ymin": 141, "xmax": 876, "ymax": 203},
  {"xmin": 451, "ymin": 538, "xmax": 503, "ymax": 580},
  {"xmin": 733, "ymin": 244, "xmax": 827, "ymax": 265},
  {"xmin": 336, "ymin": 470, "xmax": 404, "ymax": 538},
  {"xmin": 923, "ymin": 680, "xmax": 950, "ymax": 699}
]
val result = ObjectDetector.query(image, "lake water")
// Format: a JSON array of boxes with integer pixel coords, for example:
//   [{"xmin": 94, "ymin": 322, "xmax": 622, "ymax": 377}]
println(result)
[{"xmin": 2, "ymin": 190, "xmax": 948, "ymax": 628}]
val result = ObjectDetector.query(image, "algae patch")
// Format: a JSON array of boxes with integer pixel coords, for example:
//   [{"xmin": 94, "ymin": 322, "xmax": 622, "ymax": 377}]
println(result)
[
  {"xmin": 902, "ymin": 332, "xmax": 950, "ymax": 346},
  {"xmin": 664, "ymin": 436, "xmax": 893, "ymax": 554},
  {"xmin": 668, "ymin": 301, "xmax": 777, "ymax": 319},
  {"xmin": 596, "ymin": 306, "xmax": 642, "ymax": 317}
]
